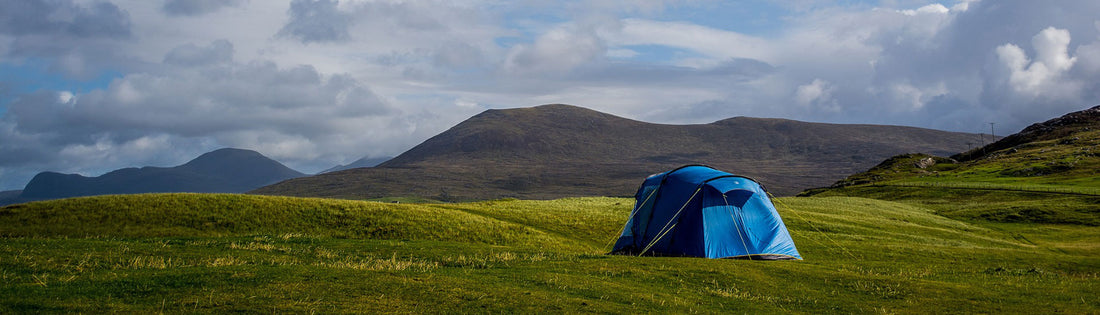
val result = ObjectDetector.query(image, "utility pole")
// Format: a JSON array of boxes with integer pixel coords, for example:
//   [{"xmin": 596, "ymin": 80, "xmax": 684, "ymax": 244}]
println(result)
[{"xmin": 989, "ymin": 122, "xmax": 996, "ymax": 141}]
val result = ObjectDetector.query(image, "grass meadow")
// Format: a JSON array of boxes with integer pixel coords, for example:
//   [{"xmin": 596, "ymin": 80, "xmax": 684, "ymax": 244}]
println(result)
[{"xmin": 1, "ymin": 193, "xmax": 1097, "ymax": 313}]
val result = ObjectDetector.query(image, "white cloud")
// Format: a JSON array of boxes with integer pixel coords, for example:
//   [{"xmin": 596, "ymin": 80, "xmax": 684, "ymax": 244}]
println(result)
[
  {"xmin": 996, "ymin": 27, "xmax": 1078, "ymax": 96},
  {"xmin": 950, "ymin": 0, "xmax": 978, "ymax": 13},
  {"xmin": 889, "ymin": 82, "xmax": 947, "ymax": 110},
  {"xmin": 899, "ymin": 4, "xmax": 949, "ymax": 16},
  {"xmin": 57, "ymin": 91, "xmax": 75, "ymax": 104},
  {"xmin": 610, "ymin": 18, "xmax": 774, "ymax": 64},
  {"xmin": 795, "ymin": 79, "xmax": 829, "ymax": 106},
  {"xmin": 504, "ymin": 23, "xmax": 606, "ymax": 75},
  {"xmin": 1033, "ymin": 27, "xmax": 1077, "ymax": 74}
]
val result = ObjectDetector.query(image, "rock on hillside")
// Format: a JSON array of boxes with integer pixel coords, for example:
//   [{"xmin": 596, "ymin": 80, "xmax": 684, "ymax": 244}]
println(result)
[{"xmin": 254, "ymin": 104, "xmax": 979, "ymax": 200}]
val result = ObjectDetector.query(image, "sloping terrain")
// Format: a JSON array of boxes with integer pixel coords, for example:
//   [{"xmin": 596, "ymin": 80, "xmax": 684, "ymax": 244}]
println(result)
[
  {"xmin": 953, "ymin": 105, "xmax": 1100, "ymax": 162},
  {"xmin": 803, "ymin": 105, "xmax": 1100, "ymax": 225},
  {"xmin": 8, "ymin": 148, "xmax": 304, "ymax": 204},
  {"xmin": 318, "ymin": 156, "xmax": 391, "ymax": 174},
  {"xmin": 255, "ymin": 104, "xmax": 977, "ymax": 199},
  {"xmin": 0, "ymin": 194, "xmax": 1095, "ymax": 312}
]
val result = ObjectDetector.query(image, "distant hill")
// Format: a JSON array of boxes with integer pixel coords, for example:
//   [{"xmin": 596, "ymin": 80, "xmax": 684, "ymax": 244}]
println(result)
[
  {"xmin": 0, "ymin": 190, "xmax": 20, "ymax": 199},
  {"xmin": 803, "ymin": 105, "xmax": 1100, "ymax": 225},
  {"xmin": 254, "ymin": 104, "xmax": 979, "ymax": 200},
  {"xmin": 4, "ymin": 148, "xmax": 304, "ymax": 204},
  {"xmin": 319, "ymin": 156, "xmax": 392, "ymax": 174},
  {"xmin": 0, "ymin": 190, "xmax": 25, "ymax": 206}
]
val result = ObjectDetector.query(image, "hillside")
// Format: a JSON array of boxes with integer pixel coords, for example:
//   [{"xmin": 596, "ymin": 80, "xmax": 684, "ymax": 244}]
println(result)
[
  {"xmin": 953, "ymin": 105, "xmax": 1100, "ymax": 162},
  {"xmin": 255, "ymin": 104, "xmax": 978, "ymax": 199},
  {"xmin": 7, "ymin": 148, "xmax": 304, "ymax": 204},
  {"xmin": 0, "ymin": 194, "xmax": 1095, "ymax": 312},
  {"xmin": 319, "ymin": 156, "xmax": 391, "ymax": 174},
  {"xmin": 803, "ymin": 105, "xmax": 1100, "ymax": 225}
]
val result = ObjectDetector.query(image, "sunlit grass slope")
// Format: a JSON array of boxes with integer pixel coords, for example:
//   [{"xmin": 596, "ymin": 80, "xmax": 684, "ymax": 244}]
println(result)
[
  {"xmin": 1, "ymin": 194, "xmax": 1097, "ymax": 313},
  {"xmin": 803, "ymin": 127, "xmax": 1100, "ymax": 225}
]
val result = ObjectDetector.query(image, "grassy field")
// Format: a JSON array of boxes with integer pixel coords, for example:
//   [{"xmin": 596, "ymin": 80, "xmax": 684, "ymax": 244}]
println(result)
[
  {"xmin": 802, "ymin": 125, "xmax": 1100, "ymax": 226},
  {"xmin": 1, "ymin": 193, "xmax": 1096, "ymax": 313}
]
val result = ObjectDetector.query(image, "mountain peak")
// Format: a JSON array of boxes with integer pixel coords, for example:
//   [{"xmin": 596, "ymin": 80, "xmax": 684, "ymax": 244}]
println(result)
[
  {"xmin": 474, "ymin": 104, "xmax": 629, "ymax": 123},
  {"xmin": 182, "ymin": 148, "xmax": 269, "ymax": 169},
  {"xmin": 201, "ymin": 147, "xmax": 265, "ymax": 157},
  {"xmin": 378, "ymin": 104, "xmax": 644, "ymax": 167},
  {"xmin": 506, "ymin": 103, "xmax": 595, "ymax": 113},
  {"xmin": 260, "ymin": 104, "xmax": 978, "ymax": 199},
  {"xmin": 178, "ymin": 147, "xmax": 304, "ymax": 182}
]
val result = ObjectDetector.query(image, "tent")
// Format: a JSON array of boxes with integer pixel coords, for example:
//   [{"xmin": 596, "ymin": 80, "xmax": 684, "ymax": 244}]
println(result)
[{"xmin": 611, "ymin": 165, "xmax": 801, "ymax": 260}]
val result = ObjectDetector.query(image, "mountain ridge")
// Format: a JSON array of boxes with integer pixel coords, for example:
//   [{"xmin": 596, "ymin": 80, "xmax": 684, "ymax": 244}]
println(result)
[
  {"xmin": 254, "ymin": 104, "xmax": 979, "ymax": 200},
  {"xmin": 320, "ymin": 156, "xmax": 392, "ymax": 174},
  {"xmin": 4, "ymin": 148, "xmax": 304, "ymax": 205}
]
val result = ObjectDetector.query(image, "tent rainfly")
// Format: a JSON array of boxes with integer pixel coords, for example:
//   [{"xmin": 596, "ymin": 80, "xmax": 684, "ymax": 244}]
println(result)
[{"xmin": 610, "ymin": 165, "xmax": 802, "ymax": 260}]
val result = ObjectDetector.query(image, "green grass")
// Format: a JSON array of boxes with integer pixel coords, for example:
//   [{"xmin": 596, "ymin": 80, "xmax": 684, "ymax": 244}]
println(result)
[
  {"xmin": 1, "ymin": 194, "xmax": 1097, "ymax": 313},
  {"xmin": 803, "ymin": 127, "xmax": 1100, "ymax": 226},
  {"xmin": 810, "ymin": 185, "xmax": 1100, "ymax": 226}
]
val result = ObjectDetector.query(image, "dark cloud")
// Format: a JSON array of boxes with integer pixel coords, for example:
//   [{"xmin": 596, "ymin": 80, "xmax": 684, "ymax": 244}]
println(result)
[
  {"xmin": 432, "ymin": 42, "xmax": 486, "ymax": 69},
  {"xmin": 276, "ymin": 0, "xmax": 352, "ymax": 43},
  {"xmin": 0, "ymin": 57, "xmax": 401, "ymax": 190},
  {"xmin": 162, "ymin": 0, "xmax": 245, "ymax": 17},
  {"xmin": 360, "ymin": 1, "xmax": 446, "ymax": 31},
  {"xmin": 0, "ymin": 0, "xmax": 131, "ymax": 38},
  {"xmin": 4, "ymin": 61, "xmax": 392, "ymax": 138},
  {"xmin": 0, "ymin": 0, "xmax": 136, "ymax": 79},
  {"xmin": 164, "ymin": 40, "xmax": 234, "ymax": 66}
]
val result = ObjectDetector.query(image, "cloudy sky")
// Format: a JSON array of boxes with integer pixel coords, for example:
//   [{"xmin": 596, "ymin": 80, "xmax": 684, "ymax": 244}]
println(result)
[{"xmin": 1, "ymin": 0, "xmax": 1098, "ymax": 190}]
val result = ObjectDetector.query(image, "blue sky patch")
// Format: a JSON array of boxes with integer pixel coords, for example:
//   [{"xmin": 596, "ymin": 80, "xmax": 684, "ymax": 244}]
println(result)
[
  {"xmin": 610, "ymin": 45, "xmax": 706, "ymax": 64},
  {"xmin": 0, "ymin": 59, "xmax": 122, "ymax": 112}
]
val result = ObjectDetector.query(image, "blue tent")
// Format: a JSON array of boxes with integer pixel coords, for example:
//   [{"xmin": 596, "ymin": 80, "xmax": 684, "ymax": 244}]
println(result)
[{"xmin": 611, "ymin": 165, "xmax": 801, "ymax": 260}]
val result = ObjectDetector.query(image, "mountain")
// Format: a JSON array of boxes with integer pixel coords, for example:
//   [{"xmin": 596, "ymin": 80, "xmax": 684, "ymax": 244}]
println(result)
[
  {"xmin": 802, "ymin": 105, "xmax": 1100, "ymax": 225},
  {"xmin": 0, "ymin": 190, "xmax": 20, "ymax": 199},
  {"xmin": 254, "ymin": 104, "xmax": 979, "ymax": 200},
  {"xmin": 0, "ymin": 190, "xmax": 25, "ymax": 206},
  {"xmin": 319, "ymin": 156, "xmax": 392, "ymax": 174},
  {"xmin": 7, "ymin": 148, "xmax": 304, "ymax": 204}
]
